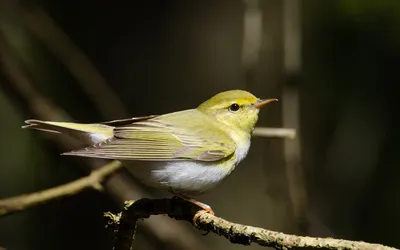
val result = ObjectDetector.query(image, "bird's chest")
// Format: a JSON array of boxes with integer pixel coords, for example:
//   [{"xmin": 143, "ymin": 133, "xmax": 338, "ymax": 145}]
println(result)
[{"xmin": 230, "ymin": 132, "xmax": 251, "ymax": 165}]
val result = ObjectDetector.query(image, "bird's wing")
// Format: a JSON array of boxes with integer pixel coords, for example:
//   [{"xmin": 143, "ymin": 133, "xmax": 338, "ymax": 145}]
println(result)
[
  {"xmin": 63, "ymin": 110, "xmax": 236, "ymax": 162},
  {"xmin": 99, "ymin": 115, "xmax": 158, "ymax": 126}
]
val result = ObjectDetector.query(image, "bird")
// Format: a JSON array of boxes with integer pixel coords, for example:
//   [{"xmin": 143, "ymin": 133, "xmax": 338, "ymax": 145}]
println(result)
[{"xmin": 23, "ymin": 90, "xmax": 277, "ymax": 217}]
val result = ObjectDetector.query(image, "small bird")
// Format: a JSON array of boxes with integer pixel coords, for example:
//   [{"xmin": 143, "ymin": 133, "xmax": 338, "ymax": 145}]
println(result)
[{"xmin": 23, "ymin": 90, "xmax": 277, "ymax": 216}]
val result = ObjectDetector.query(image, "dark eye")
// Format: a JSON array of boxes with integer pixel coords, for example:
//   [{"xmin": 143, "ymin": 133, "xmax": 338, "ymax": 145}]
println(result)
[{"xmin": 229, "ymin": 103, "xmax": 240, "ymax": 112}]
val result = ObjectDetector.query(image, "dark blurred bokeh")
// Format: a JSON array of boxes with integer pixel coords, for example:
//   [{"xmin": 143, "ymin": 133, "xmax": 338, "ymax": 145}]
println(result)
[{"xmin": 0, "ymin": 0, "xmax": 399, "ymax": 249}]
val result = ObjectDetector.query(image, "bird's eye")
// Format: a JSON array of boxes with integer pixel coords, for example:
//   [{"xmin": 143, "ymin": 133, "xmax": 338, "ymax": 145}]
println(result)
[{"xmin": 229, "ymin": 103, "xmax": 240, "ymax": 112}]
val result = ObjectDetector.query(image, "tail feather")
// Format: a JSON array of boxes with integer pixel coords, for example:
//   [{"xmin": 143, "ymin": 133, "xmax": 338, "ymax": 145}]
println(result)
[
  {"xmin": 22, "ymin": 125, "xmax": 62, "ymax": 134},
  {"xmin": 23, "ymin": 119, "xmax": 114, "ymax": 145}
]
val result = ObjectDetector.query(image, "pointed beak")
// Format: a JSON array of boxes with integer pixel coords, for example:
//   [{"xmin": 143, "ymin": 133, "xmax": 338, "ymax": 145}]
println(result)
[{"xmin": 254, "ymin": 98, "xmax": 278, "ymax": 109}]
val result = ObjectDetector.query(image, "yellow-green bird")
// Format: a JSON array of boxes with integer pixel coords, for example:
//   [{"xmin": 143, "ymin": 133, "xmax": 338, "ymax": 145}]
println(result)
[{"xmin": 23, "ymin": 90, "xmax": 277, "ymax": 215}]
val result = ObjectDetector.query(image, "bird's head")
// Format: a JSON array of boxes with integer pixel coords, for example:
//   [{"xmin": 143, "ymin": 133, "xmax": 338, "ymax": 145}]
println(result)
[{"xmin": 197, "ymin": 90, "xmax": 277, "ymax": 134}]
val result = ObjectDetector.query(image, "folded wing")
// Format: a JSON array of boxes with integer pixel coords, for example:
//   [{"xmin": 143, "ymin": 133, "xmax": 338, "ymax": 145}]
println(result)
[{"xmin": 63, "ymin": 110, "xmax": 235, "ymax": 162}]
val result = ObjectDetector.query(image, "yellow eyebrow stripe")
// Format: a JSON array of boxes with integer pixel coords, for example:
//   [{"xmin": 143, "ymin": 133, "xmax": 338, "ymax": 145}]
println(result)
[{"xmin": 223, "ymin": 98, "xmax": 256, "ymax": 108}]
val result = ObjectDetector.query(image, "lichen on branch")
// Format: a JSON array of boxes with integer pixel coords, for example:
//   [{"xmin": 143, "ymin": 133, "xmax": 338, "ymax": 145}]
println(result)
[{"xmin": 105, "ymin": 198, "xmax": 398, "ymax": 250}]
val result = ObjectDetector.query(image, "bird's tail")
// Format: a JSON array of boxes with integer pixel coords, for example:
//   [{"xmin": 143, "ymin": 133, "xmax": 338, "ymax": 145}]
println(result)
[{"xmin": 23, "ymin": 119, "xmax": 114, "ymax": 145}]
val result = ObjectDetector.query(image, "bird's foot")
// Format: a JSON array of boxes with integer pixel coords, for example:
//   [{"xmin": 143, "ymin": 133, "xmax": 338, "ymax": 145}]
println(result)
[
  {"xmin": 193, "ymin": 208, "xmax": 214, "ymax": 226},
  {"xmin": 173, "ymin": 195, "xmax": 215, "ymax": 225}
]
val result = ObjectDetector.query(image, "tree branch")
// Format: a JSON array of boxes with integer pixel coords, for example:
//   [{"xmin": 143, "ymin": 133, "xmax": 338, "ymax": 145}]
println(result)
[
  {"xmin": 105, "ymin": 198, "xmax": 398, "ymax": 250},
  {"xmin": 253, "ymin": 127, "xmax": 296, "ymax": 139},
  {"xmin": 0, "ymin": 161, "xmax": 122, "ymax": 216}
]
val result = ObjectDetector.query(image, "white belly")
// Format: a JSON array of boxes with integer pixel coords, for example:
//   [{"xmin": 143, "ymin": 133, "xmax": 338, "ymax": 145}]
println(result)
[{"xmin": 124, "ymin": 160, "xmax": 234, "ymax": 196}]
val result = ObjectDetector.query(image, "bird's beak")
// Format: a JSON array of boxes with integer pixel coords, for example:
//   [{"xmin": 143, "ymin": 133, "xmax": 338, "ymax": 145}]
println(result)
[{"xmin": 254, "ymin": 98, "xmax": 278, "ymax": 109}]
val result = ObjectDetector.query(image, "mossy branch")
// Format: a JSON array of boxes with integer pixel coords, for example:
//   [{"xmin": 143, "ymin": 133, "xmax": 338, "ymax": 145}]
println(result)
[{"xmin": 105, "ymin": 198, "xmax": 398, "ymax": 250}]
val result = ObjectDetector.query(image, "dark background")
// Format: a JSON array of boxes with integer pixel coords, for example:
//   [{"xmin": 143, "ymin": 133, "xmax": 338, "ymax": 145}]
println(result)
[{"xmin": 0, "ymin": 0, "xmax": 399, "ymax": 249}]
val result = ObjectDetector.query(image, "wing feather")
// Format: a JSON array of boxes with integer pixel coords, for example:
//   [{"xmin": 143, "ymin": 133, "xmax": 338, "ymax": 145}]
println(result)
[
  {"xmin": 99, "ymin": 115, "xmax": 158, "ymax": 126},
  {"xmin": 63, "ymin": 110, "xmax": 235, "ymax": 162}
]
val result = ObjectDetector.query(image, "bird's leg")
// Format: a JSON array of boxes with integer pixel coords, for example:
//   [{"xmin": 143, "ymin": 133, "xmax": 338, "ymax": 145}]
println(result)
[{"xmin": 172, "ymin": 194, "xmax": 215, "ymax": 225}]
